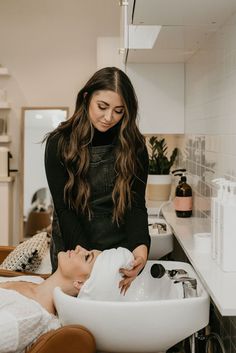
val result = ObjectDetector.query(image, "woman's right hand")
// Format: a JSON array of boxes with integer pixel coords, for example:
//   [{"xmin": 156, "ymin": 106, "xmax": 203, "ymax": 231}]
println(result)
[{"xmin": 119, "ymin": 256, "xmax": 146, "ymax": 295}]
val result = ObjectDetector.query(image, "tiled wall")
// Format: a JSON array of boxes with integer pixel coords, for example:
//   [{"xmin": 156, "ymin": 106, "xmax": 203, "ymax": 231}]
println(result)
[{"xmin": 176, "ymin": 11, "xmax": 236, "ymax": 353}]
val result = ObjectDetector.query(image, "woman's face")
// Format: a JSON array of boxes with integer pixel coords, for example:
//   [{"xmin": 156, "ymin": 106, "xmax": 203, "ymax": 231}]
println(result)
[
  {"xmin": 58, "ymin": 246, "xmax": 101, "ymax": 281},
  {"xmin": 88, "ymin": 90, "xmax": 125, "ymax": 132}
]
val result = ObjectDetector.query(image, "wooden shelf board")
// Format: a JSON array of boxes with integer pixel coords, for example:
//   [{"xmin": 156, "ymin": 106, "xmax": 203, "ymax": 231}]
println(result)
[{"xmin": 0, "ymin": 135, "xmax": 11, "ymax": 143}]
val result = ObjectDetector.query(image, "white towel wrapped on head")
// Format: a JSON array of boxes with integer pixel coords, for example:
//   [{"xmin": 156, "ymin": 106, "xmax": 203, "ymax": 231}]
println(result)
[{"xmin": 78, "ymin": 247, "xmax": 134, "ymax": 301}]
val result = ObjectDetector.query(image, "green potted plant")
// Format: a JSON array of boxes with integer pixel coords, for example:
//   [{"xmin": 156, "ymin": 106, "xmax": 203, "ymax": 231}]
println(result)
[{"xmin": 147, "ymin": 136, "xmax": 178, "ymax": 201}]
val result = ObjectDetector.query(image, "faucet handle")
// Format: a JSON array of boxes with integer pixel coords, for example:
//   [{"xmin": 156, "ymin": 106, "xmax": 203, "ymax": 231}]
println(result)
[
  {"xmin": 168, "ymin": 269, "xmax": 188, "ymax": 279},
  {"xmin": 174, "ymin": 276, "xmax": 197, "ymax": 290}
]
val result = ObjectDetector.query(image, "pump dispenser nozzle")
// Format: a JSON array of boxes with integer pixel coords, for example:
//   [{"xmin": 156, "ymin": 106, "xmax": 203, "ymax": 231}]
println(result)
[{"xmin": 172, "ymin": 168, "xmax": 187, "ymax": 175}]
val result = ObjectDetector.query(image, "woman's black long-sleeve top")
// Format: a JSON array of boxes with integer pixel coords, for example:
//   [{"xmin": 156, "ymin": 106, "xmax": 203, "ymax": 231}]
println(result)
[{"xmin": 44, "ymin": 128, "xmax": 150, "ymax": 253}]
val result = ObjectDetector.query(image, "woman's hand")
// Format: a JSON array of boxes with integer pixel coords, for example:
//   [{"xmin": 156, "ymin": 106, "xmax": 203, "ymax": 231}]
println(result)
[
  {"xmin": 119, "ymin": 255, "xmax": 146, "ymax": 295},
  {"xmin": 119, "ymin": 245, "xmax": 148, "ymax": 295}
]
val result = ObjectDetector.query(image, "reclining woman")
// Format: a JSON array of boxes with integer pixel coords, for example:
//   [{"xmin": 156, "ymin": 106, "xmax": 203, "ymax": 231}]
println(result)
[
  {"xmin": 0, "ymin": 245, "xmax": 133, "ymax": 353},
  {"xmin": 0, "ymin": 246, "xmax": 101, "ymax": 353}
]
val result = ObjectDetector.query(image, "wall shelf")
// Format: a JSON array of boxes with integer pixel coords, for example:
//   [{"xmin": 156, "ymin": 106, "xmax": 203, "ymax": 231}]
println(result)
[
  {"xmin": 0, "ymin": 67, "xmax": 9, "ymax": 75},
  {"xmin": 0, "ymin": 135, "xmax": 11, "ymax": 143},
  {"xmin": 0, "ymin": 102, "xmax": 10, "ymax": 109},
  {"xmin": 0, "ymin": 176, "xmax": 14, "ymax": 183}
]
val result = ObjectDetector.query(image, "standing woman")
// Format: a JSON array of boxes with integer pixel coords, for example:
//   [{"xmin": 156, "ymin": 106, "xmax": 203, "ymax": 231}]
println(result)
[{"xmin": 45, "ymin": 67, "xmax": 150, "ymax": 292}]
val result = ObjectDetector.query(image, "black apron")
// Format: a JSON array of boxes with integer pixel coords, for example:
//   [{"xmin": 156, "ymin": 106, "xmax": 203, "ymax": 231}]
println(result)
[{"xmin": 50, "ymin": 144, "xmax": 127, "ymax": 271}]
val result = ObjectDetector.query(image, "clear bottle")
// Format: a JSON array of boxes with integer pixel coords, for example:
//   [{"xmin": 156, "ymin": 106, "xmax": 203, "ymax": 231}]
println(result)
[{"xmin": 174, "ymin": 175, "xmax": 192, "ymax": 218}]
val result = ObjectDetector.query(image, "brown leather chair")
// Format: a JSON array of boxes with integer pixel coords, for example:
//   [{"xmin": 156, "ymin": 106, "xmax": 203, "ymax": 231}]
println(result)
[
  {"xmin": 27, "ymin": 325, "xmax": 96, "ymax": 353},
  {"xmin": 0, "ymin": 246, "xmax": 96, "ymax": 353}
]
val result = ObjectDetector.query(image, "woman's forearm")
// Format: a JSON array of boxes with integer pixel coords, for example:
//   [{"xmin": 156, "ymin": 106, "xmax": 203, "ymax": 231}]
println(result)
[{"xmin": 132, "ymin": 244, "xmax": 148, "ymax": 263}]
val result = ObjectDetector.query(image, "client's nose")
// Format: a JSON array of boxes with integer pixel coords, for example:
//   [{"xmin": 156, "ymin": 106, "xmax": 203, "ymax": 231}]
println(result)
[{"xmin": 75, "ymin": 245, "xmax": 87, "ymax": 253}]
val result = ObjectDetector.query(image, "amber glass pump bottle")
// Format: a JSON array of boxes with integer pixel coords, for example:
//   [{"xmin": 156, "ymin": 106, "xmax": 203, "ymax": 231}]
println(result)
[{"xmin": 174, "ymin": 174, "xmax": 192, "ymax": 218}]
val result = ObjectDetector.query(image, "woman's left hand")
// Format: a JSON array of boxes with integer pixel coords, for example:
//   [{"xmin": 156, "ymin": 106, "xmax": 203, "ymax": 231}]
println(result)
[{"xmin": 119, "ymin": 256, "xmax": 146, "ymax": 295}]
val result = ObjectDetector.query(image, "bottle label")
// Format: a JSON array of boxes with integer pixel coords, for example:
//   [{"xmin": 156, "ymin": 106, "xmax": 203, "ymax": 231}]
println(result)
[{"xmin": 174, "ymin": 196, "xmax": 192, "ymax": 211}]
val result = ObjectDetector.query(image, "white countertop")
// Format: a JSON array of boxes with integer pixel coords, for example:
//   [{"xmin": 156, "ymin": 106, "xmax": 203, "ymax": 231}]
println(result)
[
  {"xmin": 0, "ymin": 176, "xmax": 14, "ymax": 183},
  {"xmin": 162, "ymin": 203, "xmax": 236, "ymax": 316}
]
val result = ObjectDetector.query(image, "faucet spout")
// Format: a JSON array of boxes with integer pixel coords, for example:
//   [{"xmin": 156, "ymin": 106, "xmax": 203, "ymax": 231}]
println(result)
[{"xmin": 174, "ymin": 276, "xmax": 198, "ymax": 298}]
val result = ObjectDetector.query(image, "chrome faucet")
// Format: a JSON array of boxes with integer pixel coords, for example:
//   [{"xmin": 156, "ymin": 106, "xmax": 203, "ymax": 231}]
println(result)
[
  {"xmin": 174, "ymin": 276, "xmax": 198, "ymax": 298},
  {"xmin": 150, "ymin": 264, "xmax": 198, "ymax": 298}
]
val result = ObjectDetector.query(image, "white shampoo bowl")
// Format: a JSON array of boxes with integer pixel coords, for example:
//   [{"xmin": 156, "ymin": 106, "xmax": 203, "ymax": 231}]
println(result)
[
  {"xmin": 148, "ymin": 217, "xmax": 173, "ymax": 259},
  {"xmin": 54, "ymin": 261, "xmax": 209, "ymax": 353}
]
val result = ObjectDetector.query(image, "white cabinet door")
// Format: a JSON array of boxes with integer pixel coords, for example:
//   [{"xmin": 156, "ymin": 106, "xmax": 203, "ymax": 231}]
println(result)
[{"xmin": 126, "ymin": 63, "xmax": 184, "ymax": 134}]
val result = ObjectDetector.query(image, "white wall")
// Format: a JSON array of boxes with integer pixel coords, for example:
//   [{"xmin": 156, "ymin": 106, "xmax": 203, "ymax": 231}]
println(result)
[
  {"xmin": 126, "ymin": 63, "xmax": 184, "ymax": 134},
  {"xmin": 97, "ymin": 37, "xmax": 125, "ymax": 71},
  {"xmin": 0, "ymin": 0, "xmax": 119, "ymax": 244}
]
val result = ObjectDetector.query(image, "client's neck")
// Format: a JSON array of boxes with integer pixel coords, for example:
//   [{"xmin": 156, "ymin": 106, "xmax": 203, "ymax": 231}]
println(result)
[{"xmin": 34, "ymin": 272, "xmax": 78, "ymax": 314}]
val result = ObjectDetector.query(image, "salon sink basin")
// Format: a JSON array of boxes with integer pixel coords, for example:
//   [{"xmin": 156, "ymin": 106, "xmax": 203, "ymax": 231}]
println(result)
[
  {"xmin": 148, "ymin": 216, "xmax": 173, "ymax": 259},
  {"xmin": 54, "ymin": 260, "xmax": 210, "ymax": 353}
]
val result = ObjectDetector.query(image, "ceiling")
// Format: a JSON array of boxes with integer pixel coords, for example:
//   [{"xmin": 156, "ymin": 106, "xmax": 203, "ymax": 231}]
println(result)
[
  {"xmin": 127, "ymin": 0, "xmax": 236, "ymax": 63},
  {"xmin": 2, "ymin": 0, "xmax": 236, "ymax": 67},
  {"xmin": 0, "ymin": 0, "xmax": 120, "ymax": 66}
]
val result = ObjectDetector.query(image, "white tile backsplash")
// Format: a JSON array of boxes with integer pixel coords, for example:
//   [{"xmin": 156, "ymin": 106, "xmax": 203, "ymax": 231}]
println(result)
[
  {"xmin": 178, "ymin": 11, "xmax": 236, "ymax": 220},
  {"xmin": 180, "ymin": 10, "xmax": 236, "ymax": 339}
]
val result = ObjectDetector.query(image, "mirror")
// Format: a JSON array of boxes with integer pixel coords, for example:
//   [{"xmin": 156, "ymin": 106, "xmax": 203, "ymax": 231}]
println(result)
[{"xmin": 20, "ymin": 107, "xmax": 68, "ymax": 241}]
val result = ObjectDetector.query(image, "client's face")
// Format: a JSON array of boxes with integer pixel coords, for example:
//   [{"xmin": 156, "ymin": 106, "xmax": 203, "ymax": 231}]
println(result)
[{"xmin": 58, "ymin": 246, "xmax": 101, "ymax": 281}]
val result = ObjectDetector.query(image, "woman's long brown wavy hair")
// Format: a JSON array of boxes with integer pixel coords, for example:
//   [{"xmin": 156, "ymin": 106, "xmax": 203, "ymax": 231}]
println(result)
[{"xmin": 46, "ymin": 67, "xmax": 146, "ymax": 224}]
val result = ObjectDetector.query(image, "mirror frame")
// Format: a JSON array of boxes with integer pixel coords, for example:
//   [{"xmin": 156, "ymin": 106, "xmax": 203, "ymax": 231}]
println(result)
[{"xmin": 19, "ymin": 106, "xmax": 69, "ymax": 242}]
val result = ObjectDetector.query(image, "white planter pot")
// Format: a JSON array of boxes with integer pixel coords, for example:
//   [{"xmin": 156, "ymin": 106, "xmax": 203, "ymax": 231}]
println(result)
[{"xmin": 147, "ymin": 174, "xmax": 172, "ymax": 201}]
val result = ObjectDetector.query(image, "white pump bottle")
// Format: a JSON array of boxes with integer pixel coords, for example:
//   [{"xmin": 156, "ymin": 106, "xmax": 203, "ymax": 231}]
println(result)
[
  {"xmin": 211, "ymin": 178, "xmax": 225, "ymax": 262},
  {"xmin": 220, "ymin": 182, "xmax": 236, "ymax": 271}
]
